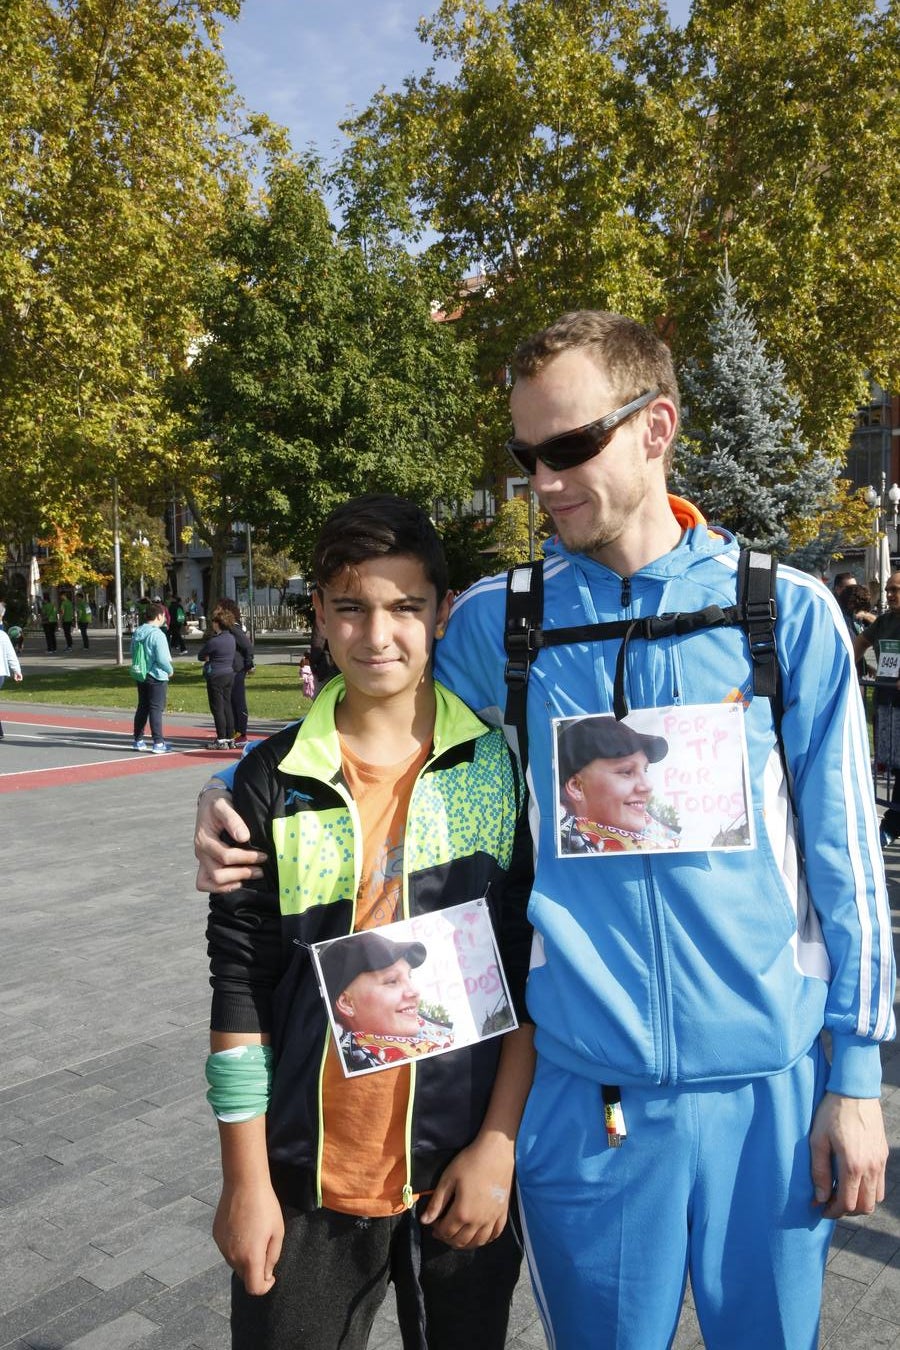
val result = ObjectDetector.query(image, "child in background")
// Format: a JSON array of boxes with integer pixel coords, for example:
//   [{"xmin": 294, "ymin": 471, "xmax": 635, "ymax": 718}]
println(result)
[{"xmin": 298, "ymin": 652, "xmax": 316, "ymax": 700}]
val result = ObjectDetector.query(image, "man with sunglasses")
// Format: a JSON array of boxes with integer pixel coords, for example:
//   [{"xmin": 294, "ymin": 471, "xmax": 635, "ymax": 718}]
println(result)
[{"xmin": 194, "ymin": 310, "xmax": 893, "ymax": 1350}]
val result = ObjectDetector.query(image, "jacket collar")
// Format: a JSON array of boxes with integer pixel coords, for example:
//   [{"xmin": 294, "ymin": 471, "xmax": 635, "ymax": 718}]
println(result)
[{"xmin": 277, "ymin": 676, "xmax": 491, "ymax": 780}]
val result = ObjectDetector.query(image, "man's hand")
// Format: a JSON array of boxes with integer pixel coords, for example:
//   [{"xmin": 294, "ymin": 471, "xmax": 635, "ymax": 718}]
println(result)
[
  {"xmin": 809, "ymin": 1091, "xmax": 888, "ymax": 1219},
  {"xmin": 420, "ymin": 1132, "xmax": 515, "ymax": 1249},
  {"xmin": 213, "ymin": 1180, "xmax": 284, "ymax": 1295},
  {"xmin": 194, "ymin": 788, "xmax": 266, "ymax": 893}
]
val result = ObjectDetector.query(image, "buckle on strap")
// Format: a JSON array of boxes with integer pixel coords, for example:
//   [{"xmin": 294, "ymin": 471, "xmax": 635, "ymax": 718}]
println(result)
[{"xmin": 504, "ymin": 618, "xmax": 541, "ymax": 686}]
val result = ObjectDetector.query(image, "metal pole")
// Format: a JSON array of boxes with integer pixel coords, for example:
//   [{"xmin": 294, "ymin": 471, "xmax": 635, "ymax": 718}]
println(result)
[
  {"xmin": 112, "ymin": 476, "xmax": 124, "ymax": 665},
  {"xmin": 246, "ymin": 522, "xmax": 256, "ymax": 643}
]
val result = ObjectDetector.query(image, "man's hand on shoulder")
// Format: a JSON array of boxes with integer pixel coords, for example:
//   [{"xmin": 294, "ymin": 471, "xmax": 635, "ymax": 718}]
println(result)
[
  {"xmin": 810, "ymin": 1091, "xmax": 888, "ymax": 1219},
  {"xmin": 195, "ymin": 786, "xmax": 266, "ymax": 893}
]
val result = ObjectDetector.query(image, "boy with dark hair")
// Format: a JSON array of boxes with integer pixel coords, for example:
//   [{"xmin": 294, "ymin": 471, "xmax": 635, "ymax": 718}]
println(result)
[{"xmin": 205, "ymin": 494, "xmax": 533, "ymax": 1350}]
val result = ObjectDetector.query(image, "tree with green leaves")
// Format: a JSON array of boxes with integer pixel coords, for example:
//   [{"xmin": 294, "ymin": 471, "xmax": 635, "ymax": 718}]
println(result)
[
  {"xmin": 336, "ymin": 0, "xmax": 899, "ymax": 469},
  {"xmin": 0, "ymin": 0, "xmax": 266, "ymax": 557},
  {"xmin": 673, "ymin": 269, "xmax": 837, "ymax": 554},
  {"xmin": 172, "ymin": 157, "xmax": 482, "ymax": 592}
]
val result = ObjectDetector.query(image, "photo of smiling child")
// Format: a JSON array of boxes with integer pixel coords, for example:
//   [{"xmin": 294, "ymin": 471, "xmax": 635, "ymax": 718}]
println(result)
[
  {"xmin": 318, "ymin": 931, "xmax": 455, "ymax": 1073},
  {"xmin": 556, "ymin": 717, "xmax": 677, "ymax": 854},
  {"xmin": 555, "ymin": 705, "xmax": 753, "ymax": 857},
  {"xmin": 314, "ymin": 899, "xmax": 516, "ymax": 1077}
]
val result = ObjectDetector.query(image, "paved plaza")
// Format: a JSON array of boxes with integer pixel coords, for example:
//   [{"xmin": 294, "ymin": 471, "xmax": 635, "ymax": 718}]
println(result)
[{"xmin": 1, "ymin": 685, "xmax": 900, "ymax": 1348}]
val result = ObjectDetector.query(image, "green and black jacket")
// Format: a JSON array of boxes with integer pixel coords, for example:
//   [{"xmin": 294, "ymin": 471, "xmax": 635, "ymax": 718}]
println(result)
[{"xmin": 207, "ymin": 678, "xmax": 533, "ymax": 1212}]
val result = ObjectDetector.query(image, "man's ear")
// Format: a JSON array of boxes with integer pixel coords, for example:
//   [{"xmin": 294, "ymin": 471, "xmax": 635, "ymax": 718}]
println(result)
[
  {"xmin": 335, "ymin": 990, "xmax": 354, "ymax": 1021},
  {"xmin": 564, "ymin": 773, "xmax": 585, "ymax": 808},
  {"xmin": 644, "ymin": 396, "xmax": 678, "ymax": 464}
]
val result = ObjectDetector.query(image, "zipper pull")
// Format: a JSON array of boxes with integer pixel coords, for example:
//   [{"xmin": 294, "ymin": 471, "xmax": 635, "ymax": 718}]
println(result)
[
  {"xmin": 620, "ymin": 576, "xmax": 632, "ymax": 609},
  {"xmin": 401, "ymin": 1183, "xmax": 415, "ymax": 1210},
  {"xmin": 602, "ymin": 1085, "xmax": 626, "ymax": 1148}
]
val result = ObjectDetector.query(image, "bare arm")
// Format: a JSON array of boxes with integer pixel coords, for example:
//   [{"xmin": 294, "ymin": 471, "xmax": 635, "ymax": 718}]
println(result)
[
  {"xmin": 809, "ymin": 1091, "xmax": 888, "ymax": 1219},
  {"xmin": 420, "ymin": 1024, "xmax": 535, "ymax": 1248},
  {"xmin": 195, "ymin": 787, "xmax": 266, "ymax": 893},
  {"xmin": 210, "ymin": 1030, "xmax": 284, "ymax": 1295}
]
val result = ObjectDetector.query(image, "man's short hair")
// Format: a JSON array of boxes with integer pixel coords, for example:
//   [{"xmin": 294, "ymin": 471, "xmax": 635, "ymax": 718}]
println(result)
[
  {"xmin": 313, "ymin": 494, "xmax": 449, "ymax": 598},
  {"xmin": 147, "ymin": 602, "xmax": 166, "ymax": 621},
  {"xmin": 512, "ymin": 310, "xmax": 681, "ymax": 429}
]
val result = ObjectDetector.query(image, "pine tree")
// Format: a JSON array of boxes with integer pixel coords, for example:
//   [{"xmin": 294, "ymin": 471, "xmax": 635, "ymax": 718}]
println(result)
[{"xmin": 672, "ymin": 268, "xmax": 837, "ymax": 555}]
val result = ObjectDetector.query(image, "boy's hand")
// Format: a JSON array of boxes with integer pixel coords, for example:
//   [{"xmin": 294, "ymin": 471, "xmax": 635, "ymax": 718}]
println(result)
[
  {"xmin": 213, "ymin": 1180, "xmax": 285, "ymax": 1295},
  {"xmin": 195, "ymin": 788, "xmax": 266, "ymax": 892},
  {"xmin": 420, "ymin": 1133, "xmax": 515, "ymax": 1249}
]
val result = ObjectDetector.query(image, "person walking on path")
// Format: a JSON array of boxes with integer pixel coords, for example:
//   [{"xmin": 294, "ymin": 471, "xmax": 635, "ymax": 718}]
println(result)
[
  {"xmin": 197, "ymin": 605, "xmax": 236, "ymax": 748},
  {"xmin": 59, "ymin": 592, "xmax": 75, "ymax": 649},
  {"xmin": 75, "ymin": 592, "xmax": 92, "ymax": 649},
  {"xmin": 0, "ymin": 623, "xmax": 23, "ymax": 739},
  {"xmin": 40, "ymin": 593, "xmax": 58, "ymax": 654},
  {"xmin": 168, "ymin": 595, "xmax": 188, "ymax": 655},
  {"xmin": 194, "ymin": 310, "xmax": 894, "ymax": 1350},
  {"xmin": 131, "ymin": 601, "xmax": 174, "ymax": 754},
  {"xmin": 216, "ymin": 598, "xmax": 254, "ymax": 742}
]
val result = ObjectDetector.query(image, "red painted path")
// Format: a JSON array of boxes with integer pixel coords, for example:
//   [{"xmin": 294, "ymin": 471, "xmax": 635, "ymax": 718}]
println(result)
[{"xmin": 0, "ymin": 709, "xmax": 235, "ymax": 793}]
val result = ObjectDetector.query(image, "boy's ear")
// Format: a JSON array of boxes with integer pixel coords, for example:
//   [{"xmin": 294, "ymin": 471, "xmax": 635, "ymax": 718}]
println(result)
[
  {"xmin": 312, "ymin": 587, "xmax": 326, "ymax": 633},
  {"xmin": 434, "ymin": 590, "xmax": 453, "ymax": 640},
  {"xmin": 335, "ymin": 990, "xmax": 354, "ymax": 1022},
  {"xmin": 564, "ymin": 773, "xmax": 584, "ymax": 807}
]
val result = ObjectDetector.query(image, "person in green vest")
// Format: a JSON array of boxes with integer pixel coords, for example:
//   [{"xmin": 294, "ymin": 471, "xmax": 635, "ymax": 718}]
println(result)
[
  {"xmin": 75, "ymin": 592, "xmax": 92, "ymax": 649},
  {"xmin": 59, "ymin": 592, "xmax": 75, "ymax": 650},
  {"xmin": 40, "ymin": 593, "xmax": 58, "ymax": 654}
]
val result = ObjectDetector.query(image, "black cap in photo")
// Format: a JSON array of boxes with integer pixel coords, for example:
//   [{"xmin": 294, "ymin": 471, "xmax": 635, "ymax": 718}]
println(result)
[
  {"xmin": 319, "ymin": 931, "xmax": 427, "ymax": 1004},
  {"xmin": 557, "ymin": 717, "xmax": 669, "ymax": 784}
]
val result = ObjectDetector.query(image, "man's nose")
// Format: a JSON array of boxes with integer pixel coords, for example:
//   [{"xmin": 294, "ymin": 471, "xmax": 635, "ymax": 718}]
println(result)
[{"xmin": 531, "ymin": 459, "xmax": 564, "ymax": 493}]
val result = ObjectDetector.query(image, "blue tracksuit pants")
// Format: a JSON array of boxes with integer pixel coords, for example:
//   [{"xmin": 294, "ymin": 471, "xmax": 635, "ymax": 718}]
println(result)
[{"xmin": 516, "ymin": 1043, "xmax": 833, "ymax": 1349}]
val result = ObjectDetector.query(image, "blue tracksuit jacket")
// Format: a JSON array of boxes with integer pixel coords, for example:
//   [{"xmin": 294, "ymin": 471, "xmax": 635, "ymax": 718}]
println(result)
[{"xmin": 435, "ymin": 502, "xmax": 895, "ymax": 1100}]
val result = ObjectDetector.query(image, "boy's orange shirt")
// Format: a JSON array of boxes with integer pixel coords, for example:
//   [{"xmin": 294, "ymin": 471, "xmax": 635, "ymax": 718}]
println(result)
[{"xmin": 319, "ymin": 738, "xmax": 431, "ymax": 1215}]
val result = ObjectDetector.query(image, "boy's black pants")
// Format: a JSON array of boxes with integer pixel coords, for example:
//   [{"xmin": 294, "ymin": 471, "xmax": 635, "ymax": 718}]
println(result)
[{"xmin": 231, "ymin": 1201, "xmax": 521, "ymax": 1350}]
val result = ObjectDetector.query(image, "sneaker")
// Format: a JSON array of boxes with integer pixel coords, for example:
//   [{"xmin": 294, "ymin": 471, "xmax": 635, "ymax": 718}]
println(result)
[
  {"xmin": 880, "ymin": 824, "xmax": 896, "ymax": 850},
  {"xmin": 132, "ymin": 739, "xmax": 148, "ymax": 751},
  {"xmin": 151, "ymin": 741, "xmax": 169, "ymax": 754},
  {"xmin": 214, "ymin": 738, "xmax": 231, "ymax": 750},
  {"xmin": 232, "ymin": 732, "xmax": 247, "ymax": 745}
]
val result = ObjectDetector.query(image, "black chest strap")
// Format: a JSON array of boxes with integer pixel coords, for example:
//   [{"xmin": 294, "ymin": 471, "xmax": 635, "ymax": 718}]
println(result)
[{"xmin": 503, "ymin": 550, "xmax": 779, "ymax": 770}]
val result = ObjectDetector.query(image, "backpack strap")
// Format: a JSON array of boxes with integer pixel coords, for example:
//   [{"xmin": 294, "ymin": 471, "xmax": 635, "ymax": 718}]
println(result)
[
  {"xmin": 502, "ymin": 548, "xmax": 780, "ymax": 765},
  {"xmin": 503, "ymin": 562, "xmax": 544, "ymax": 772},
  {"xmin": 738, "ymin": 549, "xmax": 779, "ymax": 704}
]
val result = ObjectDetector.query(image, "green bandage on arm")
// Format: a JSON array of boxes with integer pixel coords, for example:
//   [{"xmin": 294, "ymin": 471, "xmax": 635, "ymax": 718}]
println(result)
[{"xmin": 205, "ymin": 1043, "xmax": 273, "ymax": 1123}]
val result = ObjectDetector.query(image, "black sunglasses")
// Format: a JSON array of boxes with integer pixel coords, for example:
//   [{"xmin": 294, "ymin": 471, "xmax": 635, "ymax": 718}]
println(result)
[{"xmin": 505, "ymin": 388, "xmax": 660, "ymax": 476}]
